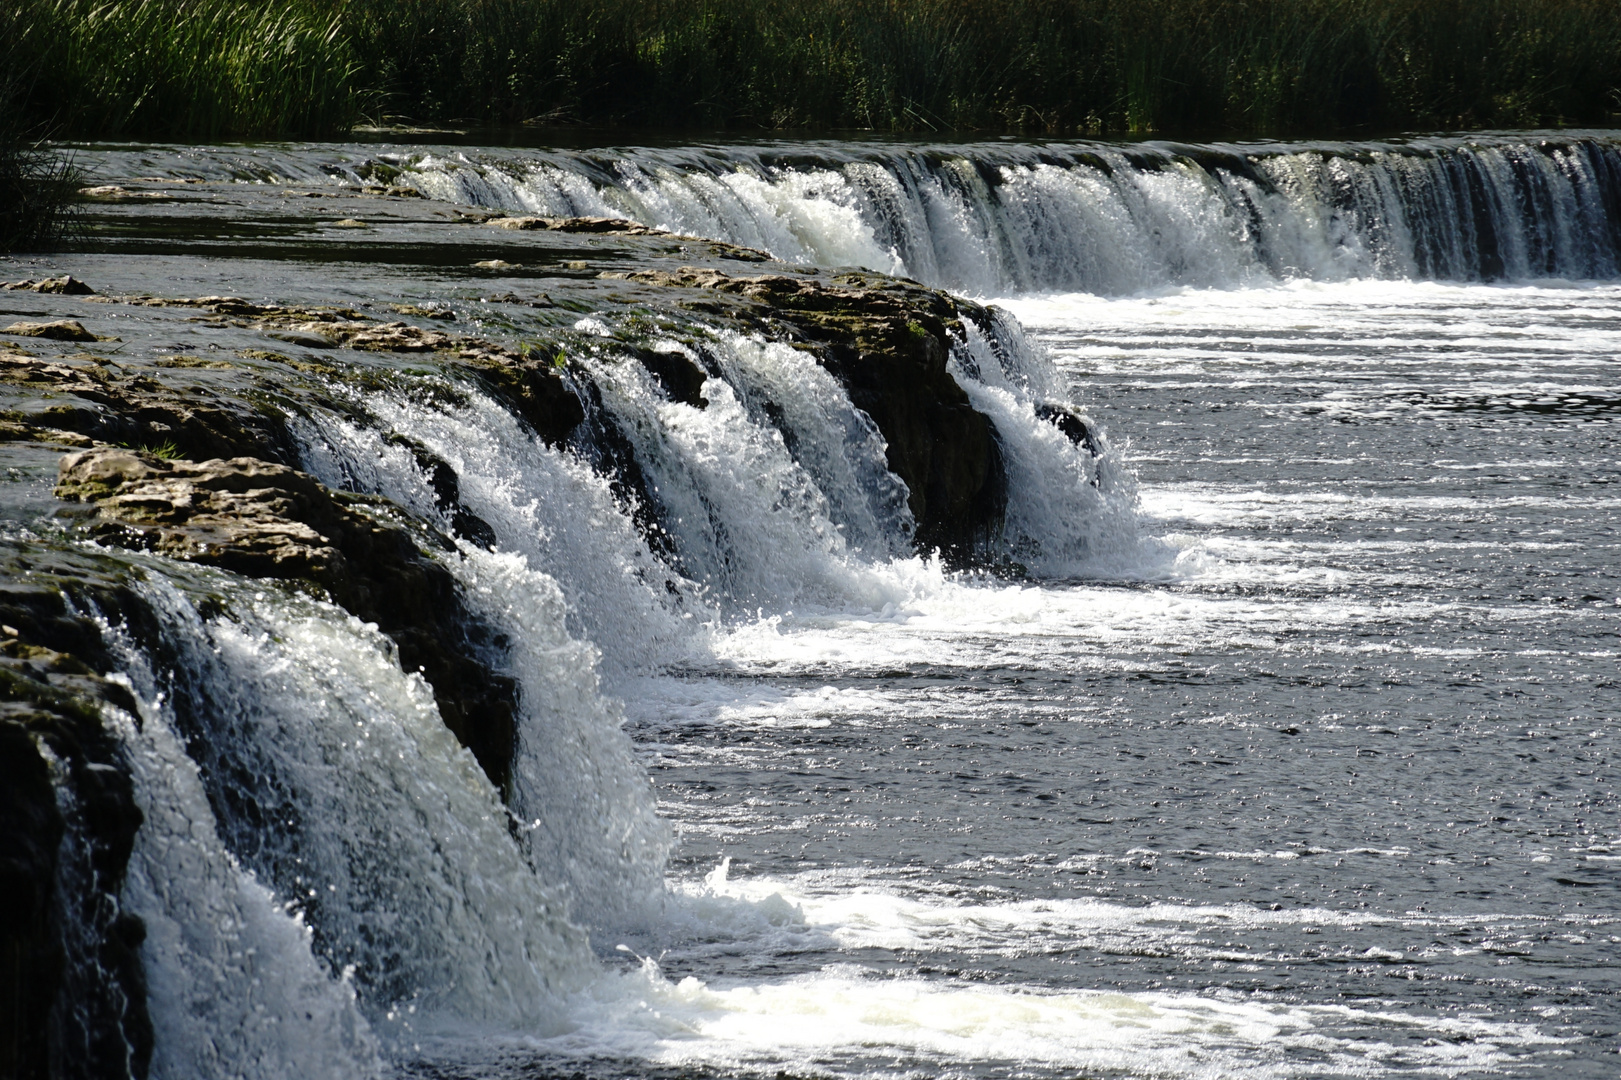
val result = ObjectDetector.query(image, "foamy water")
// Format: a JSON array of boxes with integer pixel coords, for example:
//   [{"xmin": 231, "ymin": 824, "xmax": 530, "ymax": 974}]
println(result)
[{"xmin": 24, "ymin": 139, "xmax": 1620, "ymax": 1078}]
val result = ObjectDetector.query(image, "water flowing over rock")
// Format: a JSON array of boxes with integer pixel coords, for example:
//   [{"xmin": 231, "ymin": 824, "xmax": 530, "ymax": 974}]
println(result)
[
  {"xmin": 387, "ymin": 133, "xmax": 1621, "ymax": 294},
  {"xmin": 611, "ymin": 267, "xmax": 1006, "ymax": 559},
  {"xmin": 43, "ymin": 128, "xmax": 1612, "ymax": 1078},
  {"xmin": 55, "ymin": 449, "xmax": 522, "ymax": 792}
]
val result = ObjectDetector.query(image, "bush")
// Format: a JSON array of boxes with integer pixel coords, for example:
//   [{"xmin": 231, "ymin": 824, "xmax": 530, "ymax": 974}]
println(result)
[{"xmin": 348, "ymin": 0, "xmax": 1621, "ymax": 136}]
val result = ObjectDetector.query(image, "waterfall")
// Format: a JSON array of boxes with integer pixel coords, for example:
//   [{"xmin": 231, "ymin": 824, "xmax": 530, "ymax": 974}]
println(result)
[
  {"xmin": 95, "ymin": 133, "xmax": 1621, "ymax": 294},
  {"xmin": 366, "ymin": 135, "xmax": 1621, "ymax": 294},
  {"xmin": 51, "ymin": 305, "xmax": 1130, "ymax": 1071},
  {"xmin": 99, "ymin": 575, "xmax": 602, "ymax": 1058}
]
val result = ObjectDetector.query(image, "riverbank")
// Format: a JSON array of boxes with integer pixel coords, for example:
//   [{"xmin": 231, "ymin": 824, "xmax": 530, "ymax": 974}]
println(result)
[{"xmin": 6, "ymin": 0, "xmax": 1621, "ymax": 142}]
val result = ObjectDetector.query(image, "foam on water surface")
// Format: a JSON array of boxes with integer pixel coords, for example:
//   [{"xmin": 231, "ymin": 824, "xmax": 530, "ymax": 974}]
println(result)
[{"xmin": 26, "ymin": 138, "xmax": 1621, "ymax": 1077}]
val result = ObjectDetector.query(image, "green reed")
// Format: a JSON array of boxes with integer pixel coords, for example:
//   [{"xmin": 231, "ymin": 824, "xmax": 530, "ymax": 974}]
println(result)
[
  {"xmin": 347, "ymin": 0, "xmax": 1621, "ymax": 136},
  {"xmin": 7, "ymin": 0, "xmax": 1621, "ymax": 140},
  {"xmin": 8, "ymin": 0, "xmax": 361, "ymax": 139}
]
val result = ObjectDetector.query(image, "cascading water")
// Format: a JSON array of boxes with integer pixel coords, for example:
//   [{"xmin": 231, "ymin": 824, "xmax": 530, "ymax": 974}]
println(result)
[
  {"xmin": 19, "ymin": 126, "xmax": 1617, "ymax": 1078},
  {"xmin": 37, "ymin": 270, "xmax": 1136, "ymax": 1073},
  {"xmin": 158, "ymin": 133, "xmax": 1615, "ymax": 295},
  {"xmin": 106, "ymin": 577, "xmax": 600, "ymax": 1037}
]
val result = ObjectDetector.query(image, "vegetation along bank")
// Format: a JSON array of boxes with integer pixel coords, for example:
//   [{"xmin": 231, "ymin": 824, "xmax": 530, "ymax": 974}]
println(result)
[{"xmin": 4, "ymin": 0, "xmax": 1620, "ymax": 142}]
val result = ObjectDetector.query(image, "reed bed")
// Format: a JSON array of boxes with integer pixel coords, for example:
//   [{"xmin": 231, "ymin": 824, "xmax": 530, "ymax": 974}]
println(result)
[
  {"xmin": 6, "ymin": 0, "xmax": 1621, "ymax": 140},
  {"xmin": 9, "ymin": 0, "xmax": 360, "ymax": 140},
  {"xmin": 1, "ymin": 6, "xmax": 78, "ymax": 251}
]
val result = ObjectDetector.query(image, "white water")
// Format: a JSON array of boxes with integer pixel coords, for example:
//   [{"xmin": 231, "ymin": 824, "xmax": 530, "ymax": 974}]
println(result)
[
  {"xmin": 101, "ymin": 576, "xmax": 605, "ymax": 1065},
  {"xmin": 95, "ymin": 132, "xmax": 1621, "ymax": 295},
  {"xmin": 52, "ymin": 132, "xmax": 1621, "ymax": 1077},
  {"xmin": 396, "ymin": 135, "xmax": 1621, "ymax": 294}
]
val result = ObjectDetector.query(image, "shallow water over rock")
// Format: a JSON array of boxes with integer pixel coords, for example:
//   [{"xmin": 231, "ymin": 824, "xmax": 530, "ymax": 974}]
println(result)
[{"xmin": 2, "ymin": 133, "xmax": 1618, "ymax": 1079}]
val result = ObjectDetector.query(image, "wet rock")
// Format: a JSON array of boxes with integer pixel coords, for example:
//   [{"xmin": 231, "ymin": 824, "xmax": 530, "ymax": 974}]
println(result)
[
  {"xmin": 335, "ymin": 321, "xmax": 454, "ymax": 351},
  {"xmin": 1035, "ymin": 403, "xmax": 1102, "ymax": 457},
  {"xmin": 488, "ymin": 215, "xmax": 668, "ymax": 236},
  {"xmin": 2, "ymin": 276, "xmax": 96, "ymax": 295},
  {"xmin": 265, "ymin": 330, "xmax": 337, "ymax": 349},
  {"xmin": 55, "ymin": 449, "xmax": 522, "ymax": 792},
  {"xmin": 4, "ymin": 319, "xmax": 99, "ymax": 342},
  {"xmin": 0, "ymin": 353, "xmax": 298, "ymax": 462},
  {"xmin": 261, "ymin": 320, "xmax": 457, "ymax": 352},
  {"xmin": 388, "ymin": 303, "xmax": 455, "ymax": 321},
  {"xmin": 0, "ymin": 599, "xmax": 153, "ymax": 1080},
  {"xmin": 166, "ymin": 296, "xmax": 368, "ymax": 322},
  {"xmin": 632, "ymin": 345, "xmax": 709, "ymax": 408},
  {"xmin": 77, "ymin": 185, "xmax": 166, "ymax": 201},
  {"xmin": 454, "ymin": 343, "xmax": 586, "ymax": 446},
  {"xmin": 614, "ymin": 267, "xmax": 1005, "ymax": 560},
  {"xmin": 384, "ymin": 433, "xmax": 498, "ymax": 548},
  {"xmin": 13, "ymin": 293, "xmax": 585, "ymax": 449}
]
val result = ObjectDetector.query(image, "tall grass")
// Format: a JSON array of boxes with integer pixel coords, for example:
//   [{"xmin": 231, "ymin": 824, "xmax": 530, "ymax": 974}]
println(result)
[
  {"xmin": 350, "ymin": 0, "xmax": 1621, "ymax": 136},
  {"xmin": 1, "ymin": 5, "xmax": 80, "ymax": 251},
  {"xmin": 9, "ymin": 0, "xmax": 361, "ymax": 140},
  {"xmin": 6, "ymin": 0, "xmax": 1621, "ymax": 140}
]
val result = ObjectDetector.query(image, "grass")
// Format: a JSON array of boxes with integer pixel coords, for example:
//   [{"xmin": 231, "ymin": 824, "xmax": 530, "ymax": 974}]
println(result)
[
  {"xmin": 4, "ymin": 0, "xmax": 1621, "ymax": 141},
  {"xmin": 0, "ymin": 128, "xmax": 82, "ymax": 254},
  {"xmin": 0, "ymin": 6, "xmax": 80, "ymax": 252},
  {"xmin": 8, "ymin": 0, "xmax": 361, "ymax": 140}
]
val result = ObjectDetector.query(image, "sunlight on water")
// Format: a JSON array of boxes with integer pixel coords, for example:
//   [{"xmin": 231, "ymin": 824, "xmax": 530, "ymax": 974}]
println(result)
[{"xmin": 38, "ymin": 134, "xmax": 1618, "ymax": 1077}]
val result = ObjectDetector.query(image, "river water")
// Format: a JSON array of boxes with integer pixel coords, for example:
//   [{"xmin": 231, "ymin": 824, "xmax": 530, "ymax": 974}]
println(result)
[
  {"xmin": 606, "ymin": 277, "xmax": 1621, "ymax": 1079},
  {"xmin": 15, "ymin": 132, "xmax": 1621, "ymax": 1078}
]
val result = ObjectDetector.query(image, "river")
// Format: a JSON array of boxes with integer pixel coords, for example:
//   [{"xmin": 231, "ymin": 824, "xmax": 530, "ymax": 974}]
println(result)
[{"xmin": 6, "ymin": 131, "xmax": 1618, "ymax": 1078}]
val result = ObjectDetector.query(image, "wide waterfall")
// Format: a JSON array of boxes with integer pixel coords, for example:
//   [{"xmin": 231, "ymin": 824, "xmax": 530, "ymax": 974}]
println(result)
[
  {"xmin": 119, "ymin": 132, "xmax": 1621, "ymax": 295},
  {"xmin": 6, "ymin": 128, "xmax": 1619, "ymax": 1078}
]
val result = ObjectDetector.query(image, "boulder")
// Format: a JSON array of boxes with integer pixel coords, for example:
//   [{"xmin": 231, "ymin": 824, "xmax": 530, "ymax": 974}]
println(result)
[
  {"xmin": 4, "ymin": 319, "xmax": 98, "ymax": 342},
  {"xmin": 1, "ymin": 276, "xmax": 97, "ymax": 295}
]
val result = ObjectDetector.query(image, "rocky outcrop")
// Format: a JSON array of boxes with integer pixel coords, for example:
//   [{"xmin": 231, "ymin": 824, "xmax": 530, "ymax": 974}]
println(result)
[
  {"xmin": 95, "ymin": 295, "xmax": 587, "ymax": 447},
  {"xmin": 610, "ymin": 267, "xmax": 1006, "ymax": 559},
  {"xmin": 0, "ymin": 351, "xmax": 300, "ymax": 463},
  {"xmin": 55, "ymin": 450, "xmax": 521, "ymax": 792},
  {"xmin": 0, "ymin": 588, "xmax": 153, "ymax": 1080},
  {"xmin": 1, "ymin": 275, "xmax": 97, "ymax": 294}
]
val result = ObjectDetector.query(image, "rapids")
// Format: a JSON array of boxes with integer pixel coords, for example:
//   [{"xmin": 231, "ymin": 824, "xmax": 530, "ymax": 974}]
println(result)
[{"xmin": 4, "ymin": 129, "xmax": 1618, "ymax": 1078}]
